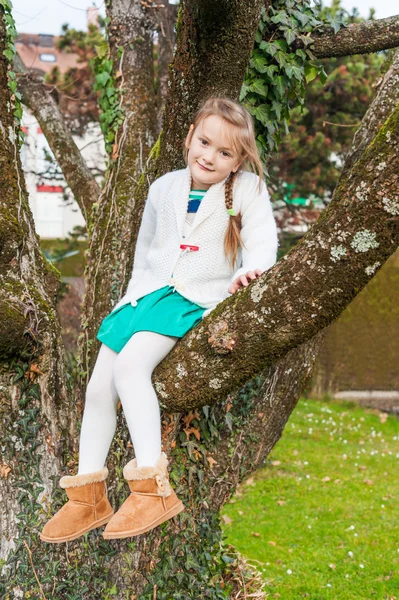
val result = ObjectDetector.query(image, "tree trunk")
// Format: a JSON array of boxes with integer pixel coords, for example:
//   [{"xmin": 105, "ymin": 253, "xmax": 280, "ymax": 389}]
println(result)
[{"xmin": 0, "ymin": 7, "xmax": 75, "ymax": 591}]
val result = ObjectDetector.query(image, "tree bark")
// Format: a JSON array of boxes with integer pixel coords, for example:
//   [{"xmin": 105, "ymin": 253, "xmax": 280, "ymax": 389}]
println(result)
[
  {"xmin": 13, "ymin": 54, "xmax": 100, "ymax": 223},
  {"xmin": 0, "ymin": 8, "xmax": 76, "ymax": 587},
  {"xmin": 310, "ymin": 14, "xmax": 399, "ymax": 59},
  {"xmin": 343, "ymin": 48, "xmax": 399, "ymax": 172},
  {"xmin": 155, "ymin": 1, "xmax": 179, "ymax": 128}
]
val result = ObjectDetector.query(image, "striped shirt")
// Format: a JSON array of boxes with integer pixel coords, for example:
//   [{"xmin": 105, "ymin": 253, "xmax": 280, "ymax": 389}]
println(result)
[{"xmin": 183, "ymin": 189, "xmax": 207, "ymax": 236}]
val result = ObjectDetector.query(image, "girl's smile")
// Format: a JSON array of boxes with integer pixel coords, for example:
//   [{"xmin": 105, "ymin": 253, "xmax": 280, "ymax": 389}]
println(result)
[
  {"xmin": 197, "ymin": 161, "xmax": 214, "ymax": 172},
  {"xmin": 185, "ymin": 114, "xmax": 242, "ymax": 189}
]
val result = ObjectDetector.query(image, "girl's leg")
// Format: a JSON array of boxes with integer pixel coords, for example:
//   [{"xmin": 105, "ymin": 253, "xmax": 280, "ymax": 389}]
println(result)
[
  {"xmin": 77, "ymin": 342, "xmax": 120, "ymax": 475},
  {"xmin": 112, "ymin": 330, "xmax": 179, "ymax": 467}
]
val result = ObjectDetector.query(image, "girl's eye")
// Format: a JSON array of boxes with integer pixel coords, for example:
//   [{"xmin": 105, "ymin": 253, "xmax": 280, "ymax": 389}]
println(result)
[
  {"xmin": 222, "ymin": 151, "xmax": 230, "ymax": 157},
  {"xmin": 200, "ymin": 139, "xmax": 208, "ymax": 145}
]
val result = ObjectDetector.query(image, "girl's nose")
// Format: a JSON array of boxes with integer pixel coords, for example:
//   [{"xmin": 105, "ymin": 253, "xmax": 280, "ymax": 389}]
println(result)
[{"xmin": 202, "ymin": 150, "xmax": 215, "ymax": 165}]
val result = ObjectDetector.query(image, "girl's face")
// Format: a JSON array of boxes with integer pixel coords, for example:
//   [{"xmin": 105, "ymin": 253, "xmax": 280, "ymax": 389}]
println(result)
[{"xmin": 185, "ymin": 115, "xmax": 242, "ymax": 190}]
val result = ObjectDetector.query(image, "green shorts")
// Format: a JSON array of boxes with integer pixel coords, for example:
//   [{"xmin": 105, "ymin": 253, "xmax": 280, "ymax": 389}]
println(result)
[{"xmin": 96, "ymin": 285, "xmax": 206, "ymax": 353}]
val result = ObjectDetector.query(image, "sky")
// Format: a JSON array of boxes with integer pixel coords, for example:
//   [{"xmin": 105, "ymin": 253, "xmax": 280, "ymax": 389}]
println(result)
[{"xmin": 11, "ymin": 0, "xmax": 398, "ymax": 36}]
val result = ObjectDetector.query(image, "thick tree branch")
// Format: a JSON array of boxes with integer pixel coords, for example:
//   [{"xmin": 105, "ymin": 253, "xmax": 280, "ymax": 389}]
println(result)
[
  {"xmin": 13, "ymin": 54, "xmax": 100, "ymax": 223},
  {"xmin": 153, "ymin": 100, "xmax": 399, "ymax": 411},
  {"xmin": 310, "ymin": 15, "xmax": 399, "ymax": 59},
  {"xmin": 344, "ymin": 48, "xmax": 399, "ymax": 172}
]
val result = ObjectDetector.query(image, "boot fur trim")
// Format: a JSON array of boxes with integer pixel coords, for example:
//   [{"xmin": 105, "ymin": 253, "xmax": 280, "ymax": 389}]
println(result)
[
  {"xmin": 123, "ymin": 452, "xmax": 169, "ymax": 481},
  {"xmin": 123, "ymin": 452, "xmax": 172, "ymax": 497},
  {"xmin": 60, "ymin": 467, "xmax": 109, "ymax": 489}
]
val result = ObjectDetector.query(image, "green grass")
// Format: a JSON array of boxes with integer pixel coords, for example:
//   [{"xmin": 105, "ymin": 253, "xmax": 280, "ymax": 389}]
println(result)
[{"xmin": 221, "ymin": 397, "xmax": 399, "ymax": 599}]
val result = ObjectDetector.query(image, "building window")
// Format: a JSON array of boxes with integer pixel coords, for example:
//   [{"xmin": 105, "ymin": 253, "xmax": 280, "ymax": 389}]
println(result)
[{"xmin": 39, "ymin": 53, "xmax": 56, "ymax": 63}]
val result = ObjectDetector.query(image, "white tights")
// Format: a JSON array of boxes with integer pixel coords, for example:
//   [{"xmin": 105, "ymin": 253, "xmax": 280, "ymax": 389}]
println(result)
[{"xmin": 77, "ymin": 331, "xmax": 179, "ymax": 474}]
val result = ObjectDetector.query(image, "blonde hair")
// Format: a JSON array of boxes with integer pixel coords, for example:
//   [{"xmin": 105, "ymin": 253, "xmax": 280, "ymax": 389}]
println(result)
[{"xmin": 183, "ymin": 96, "xmax": 265, "ymax": 269}]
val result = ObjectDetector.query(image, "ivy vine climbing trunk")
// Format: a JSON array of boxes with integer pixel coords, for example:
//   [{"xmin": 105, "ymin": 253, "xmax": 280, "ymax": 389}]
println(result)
[
  {"xmin": 1, "ymin": 1, "xmax": 399, "ymax": 599},
  {"xmin": 0, "ymin": 5, "xmax": 76, "ymax": 590}
]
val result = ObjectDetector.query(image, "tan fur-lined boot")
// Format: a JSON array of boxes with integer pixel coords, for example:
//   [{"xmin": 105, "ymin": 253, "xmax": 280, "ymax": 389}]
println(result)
[
  {"xmin": 40, "ymin": 467, "xmax": 114, "ymax": 543},
  {"xmin": 102, "ymin": 452, "xmax": 185, "ymax": 539}
]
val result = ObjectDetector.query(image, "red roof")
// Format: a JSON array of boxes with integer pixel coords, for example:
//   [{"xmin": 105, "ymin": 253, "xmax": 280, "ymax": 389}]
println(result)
[{"xmin": 16, "ymin": 33, "xmax": 84, "ymax": 75}]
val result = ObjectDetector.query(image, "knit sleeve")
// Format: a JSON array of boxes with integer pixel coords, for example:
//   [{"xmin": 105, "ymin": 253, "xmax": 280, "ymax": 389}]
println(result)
[
  {"xmin": 230, "ymin": 177, "xmax": 279, "ymax": 283},
  {"xmin": 128, "ymin": 183, "xmax": 157, "ymax": 286}
]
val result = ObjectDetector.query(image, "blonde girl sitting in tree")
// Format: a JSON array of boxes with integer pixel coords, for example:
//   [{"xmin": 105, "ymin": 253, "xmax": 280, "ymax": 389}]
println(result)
[{"xmin": 40, "ymin": 96, "xmax": 279, "ymax": 543}]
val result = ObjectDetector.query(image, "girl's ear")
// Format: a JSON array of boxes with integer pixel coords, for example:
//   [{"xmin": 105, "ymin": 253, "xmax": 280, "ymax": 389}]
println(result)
[{"xmin": 185, "ymin": 124, "xmax": 195, "ymax": 149}]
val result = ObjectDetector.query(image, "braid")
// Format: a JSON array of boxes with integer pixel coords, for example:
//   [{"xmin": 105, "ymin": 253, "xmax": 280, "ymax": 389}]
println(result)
[{"xmin": 223, "ymin": 170, "xmax": 246, "ymax": 270}]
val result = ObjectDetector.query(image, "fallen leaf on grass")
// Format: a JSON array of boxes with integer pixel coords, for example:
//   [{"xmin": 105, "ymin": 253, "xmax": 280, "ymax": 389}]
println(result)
[
  {"xmin": 0, "ymin": 463, "xmax": 11, "ymax": 478},
  {"xmin": 221, "ymin": 515, "xmax": 233, "ymax": 525},
  {"xmin": 251, "ymin": 532, "xmax": 260, "ymax": 537},
  {"xmin": 364, "ymin": 479, "xmax": 374, "ymax": 485},
  {"xmin": 207, "ymin": 455, "xmax": 218, "ymax": 468},
  {"xmin": 322, "ymin": 476, "xmax": 331, "ymax": 482},
  {"xmin": 277, "ymin": 500, "xmax": 286, "ymax": 505},
  {"xmin": 271, "ymin": 460, "xmax": 281, "ymax": 466},
  {"xmin": 268, "ymin": 541, "xmax": 277, "ymax": 546}
]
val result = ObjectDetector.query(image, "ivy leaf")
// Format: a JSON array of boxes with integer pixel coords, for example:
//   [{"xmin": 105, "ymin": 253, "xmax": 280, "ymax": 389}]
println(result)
[
  {"xmin": 271, "ymin": 100, "xmax": 282, "ymax": 120},
  {"xmin": 239, "ymin": 83, "xmax": 249, "ymax": 102},
  {"xmin": 271, "ymin": 11, "xmax": 289, "ymax": 26},
  {"xmin": 326, "ymin": 14, "xmax": 344, "ymax": 35},
  {"xmin": 254, "ymin": 104, "xmax": 270, "ymax": 126},
  {"xmin": 95, "ymin": 71, "xmax": 111, "ymax": 87},
  {"xmin": 274, "ymin": 39, "xmax": 288, "ymax": 52},
  {"xmin": 275, "ymin": 76, "xmax": 285, "ymax": 97},
  {"xmin": 250, "ymin": 53, "xmax": 268, "ymax": 74},
  {"xmin": 283, "ymin": 28, "xmax": 296, "ymax": 46},
  {"xmin": 318, "ymin": 67, "xmax": 328, "ymax": 85},
  {"xmin": 264, "ymin": 64, "xmax": 278, "ymax": 79},
  {"xmin": 292, "ymin": 9, "xmax": 310, "ymax": 26},
  {"xmin": 249, "ymin": 80, "xmax": 268, "ymax": 98},
  {"xmin": 259, "ymin": 41, "xmax": 279, "ymax": 57},
  {"xmin": 95, "ymin": 43, "xmax": 108, "ymax": 59},
  {"xmin": 304, "ymin": 63, "xmax": 318, "ymax": 84},
  {"xmin": 285, "ymin": 64, "xmax": 304, "ymax": 81},
  {"xmin": 3, "ymin": 49, "xmax": 14, "ymax": 61},
  {"xmin": 295, "ymin": 48, "xmax": 307, "ymax": 61},
  {"xmin": 275, "ymin": 51, "xmax": 287, "ymax": 68}
]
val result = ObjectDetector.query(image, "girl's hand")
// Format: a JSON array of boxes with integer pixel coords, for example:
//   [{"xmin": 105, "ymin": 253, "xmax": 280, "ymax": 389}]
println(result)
[{"xmin": 228, "ymin": 269, "xmax": 263, "ymax": 294}]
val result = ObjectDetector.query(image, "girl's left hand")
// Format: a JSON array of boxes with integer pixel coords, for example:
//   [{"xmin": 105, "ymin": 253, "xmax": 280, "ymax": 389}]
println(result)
[{"xmin": 228, "ymin": 269, "xmax": 263, "ymax": 294}]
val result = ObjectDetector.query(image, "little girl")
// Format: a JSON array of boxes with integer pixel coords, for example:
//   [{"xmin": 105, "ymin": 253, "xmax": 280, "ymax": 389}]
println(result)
[{"xmin": 40, "ymin": 96, "xmax": 279, "ymax": 544}]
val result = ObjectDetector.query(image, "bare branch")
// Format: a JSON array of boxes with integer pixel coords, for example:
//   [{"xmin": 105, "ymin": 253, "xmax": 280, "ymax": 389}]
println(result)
[
  {"xmin": 310, "ymin": 14, "xmax": 399, "ymax": 59},
  {"xmin": 13, "ymin": 53, "xmax": 100, "ymax": 223}
]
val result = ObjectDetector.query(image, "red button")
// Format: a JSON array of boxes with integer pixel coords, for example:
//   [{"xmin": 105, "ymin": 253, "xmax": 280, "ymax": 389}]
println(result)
[{"xmin": 180, "ymin": 244, "xmax": 199, "ymax": 251}]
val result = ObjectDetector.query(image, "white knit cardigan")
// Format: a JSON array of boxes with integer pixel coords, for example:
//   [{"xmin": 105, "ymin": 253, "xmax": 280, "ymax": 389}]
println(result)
[{"xmin": 112, "ymin": 165, "xmax": 279, "ymax": 319}]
